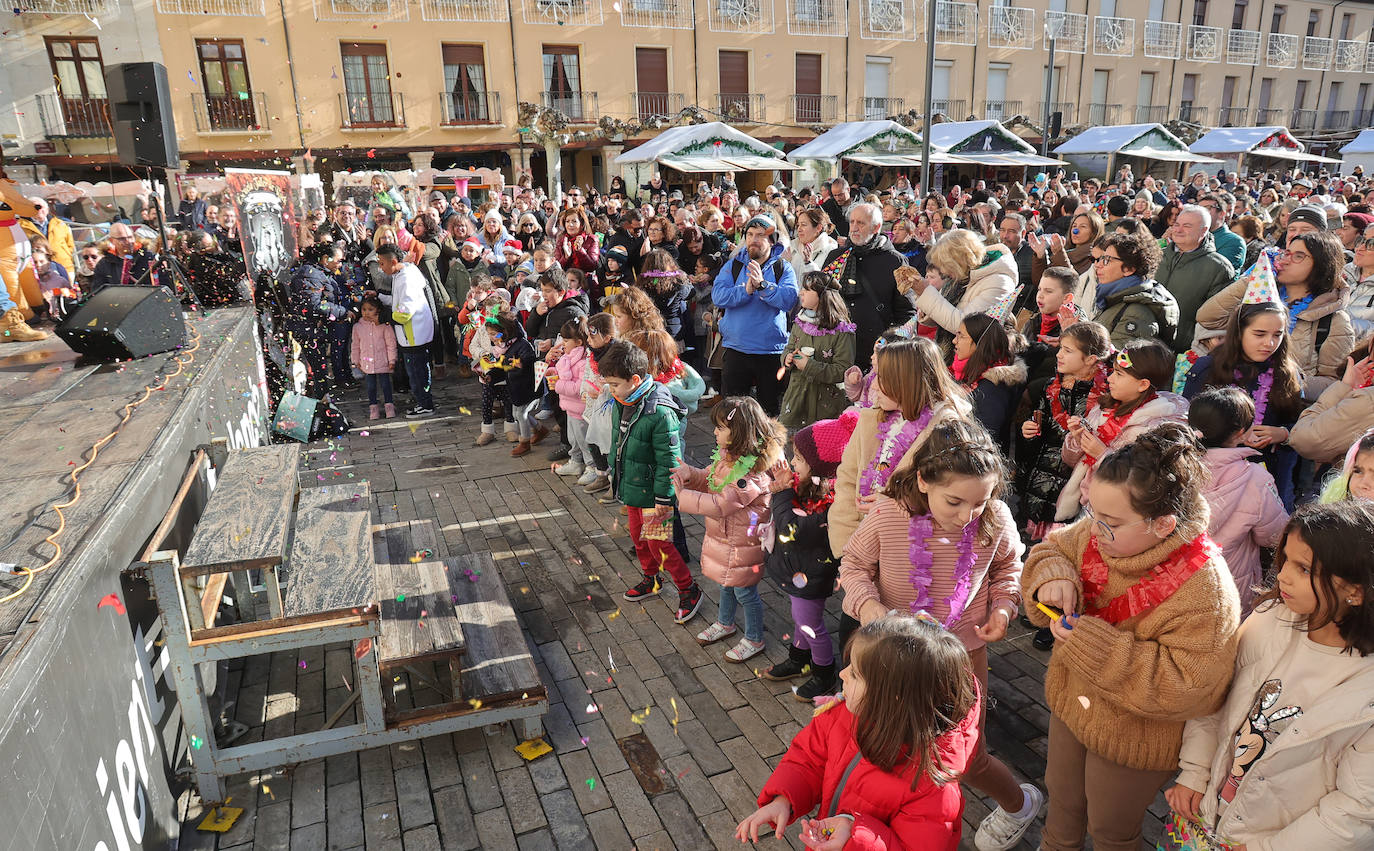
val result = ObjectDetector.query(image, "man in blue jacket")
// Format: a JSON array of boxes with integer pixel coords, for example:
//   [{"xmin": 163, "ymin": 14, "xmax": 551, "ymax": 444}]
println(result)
[{"xmin": 711, "ymin": 214, "xmax": 799, "ymax": 415}]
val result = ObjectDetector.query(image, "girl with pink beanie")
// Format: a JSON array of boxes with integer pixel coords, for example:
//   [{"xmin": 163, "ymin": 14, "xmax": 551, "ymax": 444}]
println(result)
[{"xmin": 762, "ymin": 411, "xmax": 858, "ymax": 700}]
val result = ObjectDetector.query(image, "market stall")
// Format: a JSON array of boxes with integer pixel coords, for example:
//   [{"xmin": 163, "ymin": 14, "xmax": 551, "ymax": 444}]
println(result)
[
  {"xmin": 1052, "ymin": 123, "xmax": 1221, "ymax": 181},
  {"xmin": 613, "ymin": 122, "xmax": 801, "ymax": 195},
  {"xmin": 1339, "ymin": 129, "xmax": 1374, "ymax": 176},
  {"xmin": 1189, "ymin": 126, "xmax": 1342, "ymax": 176},
  {"xmin": 926, "ymin": 120, "xmax": 1066, "ymax": 186},
  {"xmin": 786, "ymin": 120, "xmax": 927, "ymax": 189}
]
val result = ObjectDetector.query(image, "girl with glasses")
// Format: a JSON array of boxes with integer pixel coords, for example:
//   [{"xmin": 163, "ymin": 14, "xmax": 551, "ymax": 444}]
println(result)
[
  {"xmin": 1022, "ymin": 422, "xmax": 1241, "ymax": 851},
  {"xmin": 1345, "ymin": 224, "xmax": 1374, "ymax": 339}
]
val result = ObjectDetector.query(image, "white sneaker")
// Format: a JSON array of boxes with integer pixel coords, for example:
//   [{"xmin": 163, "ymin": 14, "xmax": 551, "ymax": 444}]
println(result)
[
  {"xmin": 974, "ymin": 783, "xmax": 1044, "ymax": 851},
  {"xmin": 723, "ymin": 637, "xmax": 766, "ymax": 663},
  {"xmin": 575, "ymin": 467, "xmax": 599, "ymax": 486},
  {"xmin": 554, "ymin": 460, "xmax": 585, "ymax": 477}
]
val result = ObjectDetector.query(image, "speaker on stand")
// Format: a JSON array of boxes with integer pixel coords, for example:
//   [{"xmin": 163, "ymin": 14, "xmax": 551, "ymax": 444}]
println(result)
[{"xmin": 104, "ymin": 62, "xmax": 179, "ymax": 169}]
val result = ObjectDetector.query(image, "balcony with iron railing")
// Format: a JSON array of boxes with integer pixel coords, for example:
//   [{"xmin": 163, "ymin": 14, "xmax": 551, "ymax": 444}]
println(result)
[
  {"xmin": 1289, "ymin": 109, "xmax": 1317, "ymax": 131},
  {"xmin": 36, "ymin": 94, "xmax": 111, "ymax": 138},
  {"xmin": 1177, "ymin": 104, "xmax": 1209, "ymax": 124},
  {"xmin": 790, "ymin": 94, "xmax": 839, "ymax": 124},
  {"xmin": 1322, "ymin": 110, "xmax": 1351, "ymax": 131},
  {"xmin": 1086, "ymin": 103, "xmax": 1119, "ymax": 124},
  {"xmin": 981, "ymin": 100, "xmax": 1024, "ymax": 121},
  {"xmin": 1038, "ymin": 101, "xmax": 1076, "ymax": 124},
  {"xmin": 860, "ymin": 96, "xmax": 905, "ymax": 119},
  {"xmin": 1254, "ymin": 107, "xmax": 1282, "ymax": 124},
  {"xmin": 1134, "ymin": 105, "xmax": 1168, "ymax": 123},
  {"xmin": 191, "ymin": 91, "xmax": 269, "ymax": 133},
  {"xmin": 631, "ymin": 92, "xmax": 685, "ymax": 121},
  {"xmin": 717, "ymin": 93, "xmax": 766, "ymax": 123},
  {"xmin": 1216, "ymin": 106, "xmax": 1248, "ymax": 126},
  {"xmin": 17, "ymin": 0, "xmax": 116, "ymax": 12},
  {"xmin": 439, "ymin": 90, "xmax": 501, "ymax": 125},
  {"xmin": 931, "ymin": 98, "xmax": 967, "ymax": 118},
  {"xmin": 339, "ymin": 91, "xmax": 405, "ymax": 129},
  {"xmin": 540, "ymin": 91, "xmax": 598, "ymax": 123}
]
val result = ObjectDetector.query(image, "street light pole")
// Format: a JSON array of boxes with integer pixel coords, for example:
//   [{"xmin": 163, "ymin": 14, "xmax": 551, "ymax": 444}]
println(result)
[
  {"xmin": 918, "ymin": 0, "xmax": 937, "ymax": 196},
  {"xmin": 1042, "ymin": 35, "xmax": 1057, "ymax": 159}
]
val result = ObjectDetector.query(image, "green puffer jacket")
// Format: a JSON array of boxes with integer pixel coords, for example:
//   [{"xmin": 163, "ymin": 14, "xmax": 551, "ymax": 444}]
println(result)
[
  {"xmin": 1095, "ymin": 277, "xmax": 1180, "ymax": 348},
  {"xmin": 610, "ymin": 382, "xmax": 686, "ymax": 508}
]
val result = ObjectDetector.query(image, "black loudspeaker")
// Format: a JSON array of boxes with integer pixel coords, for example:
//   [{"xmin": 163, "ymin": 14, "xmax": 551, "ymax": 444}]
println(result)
[
  {"xmin": 1050, "ymin": 111, "xmax": 1063, "ymax": 139},
  {"xmin": 104, "ymin": 62, "xmax": 179, "ymax": 169},
  {"xmin": 56, "ymin": 287, "xmax": 186, "ymax": 361}
]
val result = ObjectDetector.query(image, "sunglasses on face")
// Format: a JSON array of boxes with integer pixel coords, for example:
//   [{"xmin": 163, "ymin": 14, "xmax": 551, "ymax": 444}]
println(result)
[{"xmin": 1356, "ymin": 237, "xmax": 1374, "ymax": 250}]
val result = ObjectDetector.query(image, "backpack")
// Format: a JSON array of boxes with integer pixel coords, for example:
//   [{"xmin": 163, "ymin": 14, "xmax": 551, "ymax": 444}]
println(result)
[{"xmin": 729, "ymin": 255, "xmax": 787, "ymax": 285}]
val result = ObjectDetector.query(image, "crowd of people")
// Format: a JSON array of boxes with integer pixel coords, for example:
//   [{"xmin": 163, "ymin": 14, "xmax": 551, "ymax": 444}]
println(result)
[
  {"xmin": 29, "ymin": 162, "xmax": 1373, "ymax": 850},
  {"xmin": 272, "ymin": 165, "xmax": 1374, "ymax": 851}
]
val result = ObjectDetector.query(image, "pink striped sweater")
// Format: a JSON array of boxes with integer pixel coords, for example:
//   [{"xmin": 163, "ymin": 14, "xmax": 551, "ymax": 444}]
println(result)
[{"xmin": 839, "ymin": 498, "xmax": 1024, "ymax": 651}]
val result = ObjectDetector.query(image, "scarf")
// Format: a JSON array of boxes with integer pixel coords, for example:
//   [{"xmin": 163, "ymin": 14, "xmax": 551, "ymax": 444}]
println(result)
[
  {"xmin": 1094, "ymin": 274, "xmax": 1143, "ymax": 312},
  {"xmin": 1080, "ymin": 533, "xmax": 1220, "ymax": 624}
]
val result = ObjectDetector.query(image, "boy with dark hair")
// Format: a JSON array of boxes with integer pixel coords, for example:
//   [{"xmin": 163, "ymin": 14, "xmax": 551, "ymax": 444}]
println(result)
[{"xmin": 598, "ymin": 342, "xmax": 702, "ymax": 623}]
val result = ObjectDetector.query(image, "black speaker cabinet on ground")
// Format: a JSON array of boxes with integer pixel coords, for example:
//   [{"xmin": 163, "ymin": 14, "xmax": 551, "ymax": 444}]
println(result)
[
  {"xmin": 104, "ymin": 62, "xmax": 179, "ymax": 169},
  {"xmin": 56, "ymin": 287, "xmax": 186, "ymax": 361}
]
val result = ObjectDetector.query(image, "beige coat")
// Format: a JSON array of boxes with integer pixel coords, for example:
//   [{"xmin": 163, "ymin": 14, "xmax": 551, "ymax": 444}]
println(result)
[
  {"xmin": 828, "ymin": 400, "xmax": 969, "ymax": 557},
  {"xmin": 1175, "ymin": 603, "xmax": 1374, "ymax": 850},
  {"xmin": 912, "ymin": 246, "xmax": 1018, "ymax": 334},
  {"xmin": 1288, "ymin": 379, "xmax": 1374, "ymax": 465},
  {"xmin": 1197, "ymin": 278, "xmax": 1356, "ymax": 397}
]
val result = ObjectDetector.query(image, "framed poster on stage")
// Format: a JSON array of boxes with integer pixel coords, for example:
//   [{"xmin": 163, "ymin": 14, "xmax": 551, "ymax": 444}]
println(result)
[{"xmin": 223, "ymin": 168, "xmax": 300, "ymax": 279}]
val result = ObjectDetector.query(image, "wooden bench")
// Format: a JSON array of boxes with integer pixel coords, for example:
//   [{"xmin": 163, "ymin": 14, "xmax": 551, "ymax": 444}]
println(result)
[
  {"xmin": 180, "ymin": 445, "xmax": 299, "ymax": 629},
  {"xmin": 283, "ymin": 481, "xmax": 374, "ymax": 617}
]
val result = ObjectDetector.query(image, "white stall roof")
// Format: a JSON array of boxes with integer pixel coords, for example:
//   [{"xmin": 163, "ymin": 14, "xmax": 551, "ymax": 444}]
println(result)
[
  {"xmin": 1054, "ymin": 123, "xmax": 1188, "ymax": 155},
  {"xmin": 1247, "ymin": 148, "xmax": 1343, "ymax": 164},
  {"xmin": 787, "ymin": 120, "xmax": 922, "ymax": 160},
  {"xmin": 927, "ymin": 120, "xmax": 1036, "ymax": 154},
  {"xmin": 613, "ymin": 122, "xmax": 784, "ymax": 166},
  {"xmin": 1190, "ymin": 126, "xmax": 1293, "ymax": 153},
  {"xmin": 1342, "ymin": 129, "xmax": 1374, "ymax": 155}
]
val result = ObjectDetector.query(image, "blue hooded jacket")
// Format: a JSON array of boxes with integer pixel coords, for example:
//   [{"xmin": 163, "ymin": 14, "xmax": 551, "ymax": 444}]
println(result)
[{"xmin": 711, "ymin": 241, "xmax": 799, "ymax": 355}]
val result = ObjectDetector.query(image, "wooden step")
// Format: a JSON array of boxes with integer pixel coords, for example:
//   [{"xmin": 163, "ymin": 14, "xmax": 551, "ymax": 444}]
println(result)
[
  {"xmin": 373, "ymin": 520, "xmax": 466, "ymax": 670},
  {"xmin": 283, "ymin": 481, "xmax": 374, "ymax": 617},
  {"xmin": 448, "ymin": 552, "xmax": 543, "ymax": 706},
  {"xmin": 181, "ymin": 444, "xmax": 298, "ymax": 577}
]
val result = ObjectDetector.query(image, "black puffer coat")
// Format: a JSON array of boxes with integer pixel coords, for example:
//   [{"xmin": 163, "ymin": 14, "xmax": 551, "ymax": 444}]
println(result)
[
  {"xmin": 764, "ymin": 489, "xmax": 836, "ymax": 601},
  {"xmin": 1016, "ymin": 375, "xmax": 1098, "ymax": 528}
]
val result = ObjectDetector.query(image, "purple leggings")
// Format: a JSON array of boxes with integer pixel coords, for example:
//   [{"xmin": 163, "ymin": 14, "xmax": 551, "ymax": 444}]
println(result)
[{"xmin": 790, "ymin": 596, "xmax": 834, "ymax": 666}]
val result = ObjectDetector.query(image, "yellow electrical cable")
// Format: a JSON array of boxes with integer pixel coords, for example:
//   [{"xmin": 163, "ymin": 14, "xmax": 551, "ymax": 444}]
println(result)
[{"xmin": 0, "ymin": 325, "xmax": 204, "ymax": 605}]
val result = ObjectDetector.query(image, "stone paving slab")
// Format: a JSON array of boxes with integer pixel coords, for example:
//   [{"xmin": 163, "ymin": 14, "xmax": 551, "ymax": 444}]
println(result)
[{"xmin": 175, "ymin": 372, "xmax": 1174, "ymax": 850}]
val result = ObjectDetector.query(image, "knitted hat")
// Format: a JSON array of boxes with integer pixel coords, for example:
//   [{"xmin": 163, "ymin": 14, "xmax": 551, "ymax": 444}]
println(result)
[
  {"xmin": 1288, "ymin": 205, "xmax": 1328, "ymax": 231},
  {"xmin": 792, "ymin": 410, "xmax": 858, "ymax": 480},
  {"xmin": 1343, "ymin": 212, "xmax": 1374, "ymax": 232},
  {"xmin": 605, "ymin": 245, "xmax": 630, "ymax": 264},
  {"xmin": 429, "ymin": 189, "xmax": 447, "ymax": 201}
]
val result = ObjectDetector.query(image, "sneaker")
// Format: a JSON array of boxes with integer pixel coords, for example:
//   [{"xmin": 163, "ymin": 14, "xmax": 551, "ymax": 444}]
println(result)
[
  {"xmin": 405, "ymin": 405, "xmax": 434, "ymax": 418},
  {"xmin": 764, "ymin": 645, "xmax": 812, "ymax": 681},
  {"xmin": 546, "ymin": 445, "xmax": 570, "ymax": 462},
  {"xmin": 674, "ymin": 584, "xmax": 703, "ymax": 624},
  {"xmin": 584, "ymin": 473, "xmax": 611, "ymax": 494},
  {"xmin": 723, "ymin": 637, "xmax": 766, "ymax": 663},
  {"xmin": 623, "ymin": 575, "xmax": 662, "ymax": 601},
  {"xmin": 793, "ymin": 663, "xmax": 838, "ymax": 702},
  {"xmin": 575, "ymin": 467, "xmax": 599, "ymax": 487},
  {"xmin": 554, "ymin": 460, "xmax": 585, "ymax": 477},
  {"xmin": 695, "ymin": 621, "xmax": 737, "ymax": 646},
  {"xmin": 974, "ymin": 784, "xmax": 1044, "ymax": 851}
]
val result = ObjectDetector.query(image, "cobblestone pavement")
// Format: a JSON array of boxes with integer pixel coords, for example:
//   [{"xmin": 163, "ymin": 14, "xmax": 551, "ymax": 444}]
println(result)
[{"xmin": 177, "ymin": 371, "xmax": 1174, "ymax": 850}]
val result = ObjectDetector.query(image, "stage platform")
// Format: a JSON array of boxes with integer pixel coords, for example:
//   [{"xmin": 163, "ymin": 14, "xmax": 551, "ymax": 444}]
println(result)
[{"xmin": 0, "ymin": 306, "xmax": 269, "ymax": 850}]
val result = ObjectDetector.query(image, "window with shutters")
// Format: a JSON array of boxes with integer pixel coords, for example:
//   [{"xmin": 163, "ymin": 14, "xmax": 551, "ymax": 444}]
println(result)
[
  {"xmin": 542, "ymin": 45, "xmax": 592, "ymax": 119},
  {"xmin": 718, "ymin": 49, "xmax": 755, "ymax": 118},
  {"xmin": 197, "ymin": 39, "xmax": 258, "ymax": 130},
  {"xmin": 1231, "ymin": 0, "xmax": 1246, "ymax": 30},
  {"xmin": 441, "ymin": 44, "xmax": 493, "ymax": 123},
  {"xmin": 793, "ymin": 53, "xmax": 827, "ymax": 122},
  {"xmin": 340, "ymin": 42, "xmax": 397, "ymax": 126},
  {"xmin": 634, "ymin": 48, "xmax": 679, "ymax": 119}
]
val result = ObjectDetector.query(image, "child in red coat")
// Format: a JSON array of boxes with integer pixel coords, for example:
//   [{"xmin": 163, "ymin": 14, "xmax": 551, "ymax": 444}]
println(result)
[{"xmin": 736, "ymin": 615, "xmax": 981, "ymax": 850}]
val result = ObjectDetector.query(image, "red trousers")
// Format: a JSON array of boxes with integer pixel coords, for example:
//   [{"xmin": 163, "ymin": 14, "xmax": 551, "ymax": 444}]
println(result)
[{"xmin": 627, "ymin": 506, "xmax": 693, "ymax": 591}]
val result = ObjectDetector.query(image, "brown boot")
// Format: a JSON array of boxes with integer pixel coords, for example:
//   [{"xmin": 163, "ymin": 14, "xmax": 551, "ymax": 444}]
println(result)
[
  {"xmin": 1, "ymin": 308, "xmax": 48, "ymax": 343},
  {"xmin": 510, "ymin": 439, "xmax": 532, "ymax": 457},
  {"xmin": 530, "ymin": 424, "xmax": 551, "ymax": 445},
  {"xmin": 456, "ymin": 364, "xmax": 474, "ymax": 379}
]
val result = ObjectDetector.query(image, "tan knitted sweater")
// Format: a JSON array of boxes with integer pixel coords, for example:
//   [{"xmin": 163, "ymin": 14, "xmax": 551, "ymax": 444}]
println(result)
[{"xmin": 1021, "ymin": 514, "xmax": 1241, "ymax": 771}]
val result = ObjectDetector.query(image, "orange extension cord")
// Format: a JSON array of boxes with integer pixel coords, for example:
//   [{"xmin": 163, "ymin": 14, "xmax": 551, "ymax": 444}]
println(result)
[{"xmin": 0, "ymin": 325, "xmax": 204, "ymax": 605}]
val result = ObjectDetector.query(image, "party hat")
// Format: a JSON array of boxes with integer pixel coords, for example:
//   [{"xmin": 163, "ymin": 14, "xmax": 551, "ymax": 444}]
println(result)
[
  {"xmin": 986, "ymin": 286, "xmax": 1021, "ymax": 326},
  {"xmin": 1240, "ymin": 249, "xmax": 1282, "ymax": 306}
]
